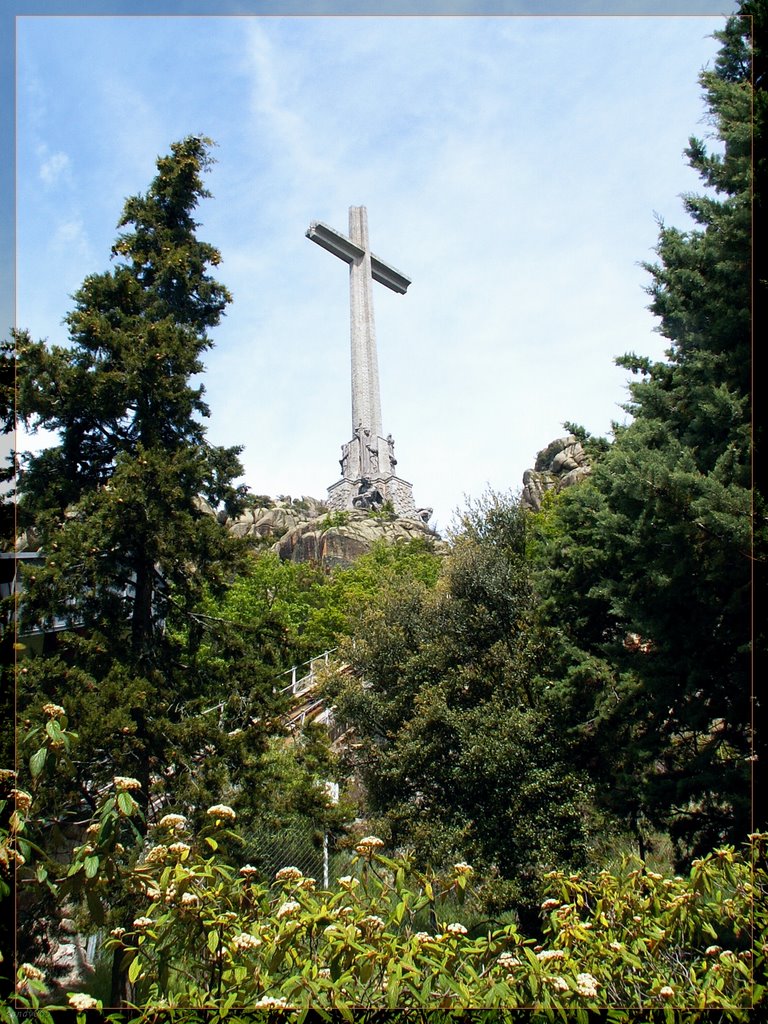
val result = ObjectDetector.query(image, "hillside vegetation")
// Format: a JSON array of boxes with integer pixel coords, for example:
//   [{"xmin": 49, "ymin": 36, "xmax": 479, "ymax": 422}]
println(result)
[{"xmin": 1, "ymin": 8, "xmax": 761, "ymax": 1016}]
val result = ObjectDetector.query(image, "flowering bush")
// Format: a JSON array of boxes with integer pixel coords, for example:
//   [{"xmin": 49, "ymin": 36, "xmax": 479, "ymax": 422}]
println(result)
[{"xmin": 2, "ymin": 716, "xmax": 765, "ymax": 1016}]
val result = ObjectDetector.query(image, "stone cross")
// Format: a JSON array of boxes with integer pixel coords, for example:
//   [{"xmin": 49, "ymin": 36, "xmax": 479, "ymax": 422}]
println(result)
[
  {"xmin": 306, "ymin": 206, "xmax": 411, "ymax": 438},
  {"xmin": 306, "ymin": 206, "xmax": 423, "ymax": 520}
]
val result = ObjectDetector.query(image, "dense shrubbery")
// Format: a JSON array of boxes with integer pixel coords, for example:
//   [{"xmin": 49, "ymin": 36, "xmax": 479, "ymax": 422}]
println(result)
[{"xmin": 4, "ymin": 746, "xmax": 764, "ymax": 1017}]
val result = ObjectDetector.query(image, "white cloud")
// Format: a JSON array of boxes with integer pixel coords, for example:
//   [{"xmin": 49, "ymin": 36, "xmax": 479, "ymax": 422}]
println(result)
[
  {"xmin": 38, "ymin": 148, "xmax": 71, "ymax": 188},
  {"xmin": 50, "ymin": 216, "xmax": 92, "ymax": 261}
]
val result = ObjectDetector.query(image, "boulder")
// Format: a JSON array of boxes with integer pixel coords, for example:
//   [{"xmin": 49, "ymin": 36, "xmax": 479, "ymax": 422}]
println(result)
[
  {"xmin": 226, "ymin": 497, "xmax": 330, "ymax": 542},
  {"xmin": 521, "ymin": 435, "xmax": 591, "ymax": 511},
  {"xmin": 273, "ymin": 510, "xmax": 447, "ymax": 568}
]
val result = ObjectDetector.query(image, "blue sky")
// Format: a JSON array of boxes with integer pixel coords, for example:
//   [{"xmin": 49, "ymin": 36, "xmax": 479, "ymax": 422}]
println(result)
[{"xmin": 10, "ymin": 2, "xmax": 737, "ymax": 530}]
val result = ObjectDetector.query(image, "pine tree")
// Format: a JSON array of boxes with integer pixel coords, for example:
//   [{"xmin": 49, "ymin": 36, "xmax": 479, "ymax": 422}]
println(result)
[{"xmin": 537, "ymin": 14, "xmax": 754, "ymax": 860}]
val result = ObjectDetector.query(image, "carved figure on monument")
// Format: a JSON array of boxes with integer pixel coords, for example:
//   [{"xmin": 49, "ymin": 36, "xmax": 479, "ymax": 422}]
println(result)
[
  {"xmin": 352, "ymin": 477, "xmax": 384, "ymax": 511},
  {"xmin": 386, "ymin": 434, "xmax": 397, "ymax": 471},
  {"xmin": 416, "ymin": 507, "xmax": 433, "ymax": 524},
  {"xmin": 339, "ymin": 442, "xmax": 352, "ymax": 477},
  {"xmin": 366, "ymin": 444, "xmax": 379, "ymax": 473}
]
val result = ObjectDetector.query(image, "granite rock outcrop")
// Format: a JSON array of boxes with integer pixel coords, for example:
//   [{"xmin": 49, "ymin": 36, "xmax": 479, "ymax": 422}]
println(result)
[
  {"xmin": 273, "ymin": 510, "xmax": 446, "ymax": 568},
  {"xmin": 521, "ymin": 435, "xmax": 592, "ymax": 511}
]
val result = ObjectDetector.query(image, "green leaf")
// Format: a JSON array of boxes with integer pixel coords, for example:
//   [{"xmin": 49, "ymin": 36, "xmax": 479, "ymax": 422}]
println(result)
[
  {"xmin": 45, "ymin": 719, "xmax": 64, "ymax": 743},
  {"xmin": 205, "ymin": 836, "xmax": 218, "ymax": 851},
  {"xmin": 30, "ymin": 747, "xmax": 47, "ymax": 778},
  {"xmin": 128, "ymin": 955, "xmax": 143, "ymax": 984},
  {"xmin": 84, "ymin": 854, "xmax": 100, "ymax": 878},
  {"xmin": 117, "ymin": 791, "xmax": 135, "ymax": 816},
  {"xmin": 207, "ymin": 929, "xmax": 219, "ymax": 955}
]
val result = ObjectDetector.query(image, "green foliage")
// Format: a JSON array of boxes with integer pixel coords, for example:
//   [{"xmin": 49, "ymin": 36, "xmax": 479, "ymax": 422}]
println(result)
[
  {"xmin": 319, "ymin": 509, "xmax": 351, "ymax": 531},
  {"xmin": 201, "ymin": 539, "xmax": 444, "ymax": 673},
  {"xmin": 534, "ymin": 14, "xmax": 754, "ymax": 863},
  {"xmin": 367, "ymin": 500, "xmax": 396, "ymax": 519},
  {"xmin": 329, "ymin": 494, "xmax": 596, "ymax": 921},
  {"xmin": 3, "ymin": 755, "xmax": 763, "ymax": 1014},
  {"xmin": 9, "ymin": 140, "xmax": 281, "ymax": 989},
  {"xmin": 561, "ymin": 421, "xmax": 611, "ymax": 463}
]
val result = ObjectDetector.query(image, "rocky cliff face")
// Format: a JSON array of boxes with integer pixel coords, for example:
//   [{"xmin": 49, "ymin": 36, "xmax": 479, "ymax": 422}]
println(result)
[
  {"xmin": 520, "ymin": 435, "xmax": 591, "ymax": 511},
  {"xmin": 226, "ymin": 498, "xmax": 445, "ymax": 568},
  {"xmin": 225, "ymin": 497, "xmax": 328, "ymax": 542},
  {"xmin": 273, "ymin": 510, "xmax": 447, "ymax": 568}
]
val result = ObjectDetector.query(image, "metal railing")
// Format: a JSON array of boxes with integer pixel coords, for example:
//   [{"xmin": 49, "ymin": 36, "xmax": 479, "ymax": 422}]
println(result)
[{"xmin": 275, "ymin": 648, "xmax": 339, "ymax": 696}]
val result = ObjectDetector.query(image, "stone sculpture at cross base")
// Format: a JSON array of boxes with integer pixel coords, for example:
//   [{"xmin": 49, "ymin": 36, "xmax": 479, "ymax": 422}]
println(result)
[
  {"xmin": 307, "ymin": 206, "xmax": 427, "ymax": 522},
  {"xmin": 329, "ymin": 427, "xmax": 422, "ymax": 520}
]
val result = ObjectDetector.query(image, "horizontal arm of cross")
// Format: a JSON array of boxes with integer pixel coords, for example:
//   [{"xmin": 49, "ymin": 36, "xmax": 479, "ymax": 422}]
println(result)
[
  {"xmin": 307, "ymin": 221, "xmax": 411, "ymax": 295},
  {"xmin": 307, "ymin": 221, "xmax": 364, "ymax": 264}
]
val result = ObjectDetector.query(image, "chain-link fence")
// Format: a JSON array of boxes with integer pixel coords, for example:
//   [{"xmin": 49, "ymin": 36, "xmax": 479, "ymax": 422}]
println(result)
[{"xmin": 240, "ymin": 821, "xmax": 353, "ymax": 888}]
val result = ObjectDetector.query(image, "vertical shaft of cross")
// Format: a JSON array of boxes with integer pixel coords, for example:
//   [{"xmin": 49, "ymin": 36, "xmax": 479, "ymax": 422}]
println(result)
[{"xmin": 348, "ymin": 206, "xmax": 383, "ymax": 438}]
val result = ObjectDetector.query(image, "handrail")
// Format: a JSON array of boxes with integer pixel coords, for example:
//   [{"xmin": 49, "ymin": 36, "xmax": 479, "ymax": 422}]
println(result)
[{"xmin": 276, "ymin": 648, "xmax": 339, "ymax": 695}]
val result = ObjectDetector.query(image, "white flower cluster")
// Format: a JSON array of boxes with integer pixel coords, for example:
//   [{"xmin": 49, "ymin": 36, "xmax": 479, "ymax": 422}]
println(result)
[
  {"xmin": 232, "ymin": 931, "xmax": 262, "ymax": 951},
  {"xmin": 114, "ymin": 776, "xmax": 142, "ymax": 791},
  {"xmin": 10, "ymin": 790, "xmax": 32, "ymax": 812},
  {"xmin": 576, "ymin": 972, "xmax": 599, "ymax": 998},
  {"xmin": 355, "ymin": 835, "xmax": 384, "ymax": 855},
  {"xmin": 19, "ymin": 963, "xmax": 45, "ymax": 981},
  {"xmin": 158, "ymin": 813, "xmax": 187, "ymax": 831},
  {"xmin": 252, "ymin": 997, "xmax": 289, "ymax": 1009},
  {"xmin": 536, "ymin": 949, "xmax": 565, "ymax": 962},
  {"xmin": 445, "ymin": 922, "xmax": 467, "ymax": 936},
  {"xmin": 275, "ymin": 866, "xmax": 303, "ymax": 882},
  {"xmin": 497, "ymin": 951, "xmax": 520, "ymax": 968},
  {"xmin": 276, "ymin": 900, "xmax": 301, "ymax": 919},
  {"xmin": 68, "ymin": 993, "xmax": 98, "ymax": 1011},
  {"xmin": 453, "ymin": 862, "xmax": 474, "ymax": 876},
  {"xmin": 206, "ymin": 804, "xmax": 236, "ymax": 822},
  {"xmin": 360, "ymin": 915, "xmax": 385, "ymax": 932},
  {"xmin": 548, "ymin": 976, "xmax": 569, "ymax": 993}
]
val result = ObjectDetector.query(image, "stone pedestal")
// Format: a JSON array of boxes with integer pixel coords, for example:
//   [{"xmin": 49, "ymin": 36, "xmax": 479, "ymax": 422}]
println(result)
[
  {"xmin": 328, "ymin": 425, "xmax": 415, "ymax": 516},
  {"xmin": 327, "ymin": 474, "xmax": 416, "ymax": 517}
]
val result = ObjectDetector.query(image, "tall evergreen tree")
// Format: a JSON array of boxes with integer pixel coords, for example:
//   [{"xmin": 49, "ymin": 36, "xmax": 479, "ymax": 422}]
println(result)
[
  {"xmin": 537, "ymin": 14, "xmax": 754, "ymax": 860},
  {"xmin": 13, "ymin": 137, "xmax": 272, "ymax": 827}
]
